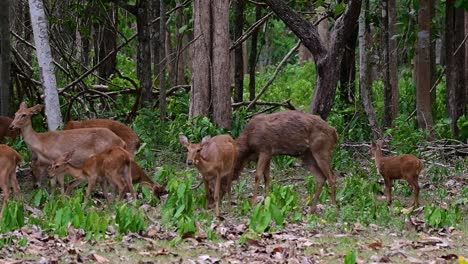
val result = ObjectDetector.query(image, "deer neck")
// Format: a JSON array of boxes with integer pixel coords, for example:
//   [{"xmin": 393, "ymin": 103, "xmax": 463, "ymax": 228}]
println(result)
[
  {"xmin": 195, "ymin": 156, "xmax": 212, "ymax": 174},
  {"xmin": 374, "ymin": 147, "xmax": 384, "ymax": 170},
  {"xmin": 65, "ymin": 164, "xmax": 87, "ymax": 179},
  {"xmin": 20, "ymin": 121, "xmax": 43, "ymax": 152}
]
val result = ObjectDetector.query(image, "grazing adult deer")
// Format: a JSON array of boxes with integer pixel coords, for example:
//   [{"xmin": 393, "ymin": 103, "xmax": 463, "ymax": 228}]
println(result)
[
  {"xmin": 48, "ymin": 147, "xmax": 136, "ymax": 201},
  {"xmin": 179, "ymin": 134, "xmax": 238, "ymax": 216},
  {"xmin": 0, "ymin": 145, "xmax": 22, "ymax": 217},
  {"xmin": 0, "ymin": 116, "xmax": 20, "ymax": 142},
  {"xmin": 9, "ymin": 102, "xmax": 126, "ymax": 194},
  {"xmin": 371, "ymin": 140, "xmax": 423, "ymax": 207},
  {"xmin": 64, "ymin": 119, "xmax": 140, "ymax": 155},
  {"xmin": 233, "ymin": 110, "xmax": 338, "ymax": 213}
]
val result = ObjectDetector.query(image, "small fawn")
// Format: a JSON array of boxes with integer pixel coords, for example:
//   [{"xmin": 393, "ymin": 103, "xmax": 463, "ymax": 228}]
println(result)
[
  {"xmin": 0, "ymin": 145, "xmax": 22, "ymax": 217},
  {"xmin": 48, "ymin": 147, "xmax": 136, "ymax": 201},
  {"xmin": 179, "ymin": 134, "xmax": 238, "ymax": 216},
  {"xmin": 371, "ymin": 140, "xmax": 423, "ymax": 207}
]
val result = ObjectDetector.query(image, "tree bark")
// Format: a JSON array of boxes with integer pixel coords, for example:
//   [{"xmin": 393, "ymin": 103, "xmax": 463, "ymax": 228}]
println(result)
[
  {"xmin": 429, "ymin": 0, "xmax": 436, "ymax": 104},
  {"xmin": 248, "ymin": 5, "xmax": 262, "ymax": 101},
  {"xmin": 233, "ymin": 0, "xmax": 245, "ymax": 103},
  {"xmin": 159, "ymin": 0, "xmax": 166, "ymax": 120},
  {"xmin": 0, "ymin": 0, "xmax": 10, "ymax": 116},
  {"xmin": 28, "ymin": 0, "xmax": 62, "ymax": 130},
  {"xmin": 211, "ymin": 0, "xmax": 231, "ymax": 128},
  {"xmin": 388, "ymin": 0, "xmax": 399, "ymax": 122},
  {"xmin": 359, "ymin": 0, "xmax": 381, "ymax": 139},
  {"xmin": 465, "ymin": 11, "xmax": 468, "ymax": 110},
  {"xmin": 339, "ymin": 24, "xmax": 358, "ymax": 105},
  {"xmin": 136, "ymin": 0, "xmax": 153, "ymax": 105},
  {"xmin": 152, "ymin": 0, "xmax": 160, "ymax": 85},
  {"xmin": 416, "ymin": 0, "xmax": 434, "ymax": 134},
  {"xmin": 264, "ymin": 0, "xmax": 362, "ymax": 120},
  {"xmin": 95, "ymin": 4, "xmax": 118, "ymax": 80},
  {"xmin": 190, "ymin": 0, "xmax": 211, "ymax": 117}
]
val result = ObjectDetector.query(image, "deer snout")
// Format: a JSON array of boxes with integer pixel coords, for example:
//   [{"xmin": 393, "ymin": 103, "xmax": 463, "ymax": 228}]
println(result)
[
  {"xmin": 186, "ymin": 159, "xmax": 193, "ymax": 165},
  {"xmin": 8, "ymin": 124, "xmax": 16, "ymax": 130}
]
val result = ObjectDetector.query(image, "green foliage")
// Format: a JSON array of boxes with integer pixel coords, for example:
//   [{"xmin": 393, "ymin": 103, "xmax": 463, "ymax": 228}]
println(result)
[
  {"xmin": 424, "ymin": 203, "xmax": 461, "ymax": 228},
  {"xmin": 456, "ymin": 115, "xmax": 468, "ymax": 141},
  {"xmin": 115, "ymin": 203, "xmax": 147, "ymax": 234},
  {"xmin": 344, "ymin": 251, "xmax": 357, "ymax": 264},
  {"xmin": 0, "ymin": 201, "xmax": 25, "ymax": 233}
]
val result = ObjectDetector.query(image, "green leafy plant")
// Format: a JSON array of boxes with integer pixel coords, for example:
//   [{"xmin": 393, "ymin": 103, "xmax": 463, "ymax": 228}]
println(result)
[
  {"xmin": 424, "ymin": 203, "xmax": 461, "ymax": 228},
  {"xmin": 115, "ymin": 203, "xmax": 147, "ymax": 234},
  {"xmin": 0, "ymin": 201, "xmax": 25, "ymax": 233}
]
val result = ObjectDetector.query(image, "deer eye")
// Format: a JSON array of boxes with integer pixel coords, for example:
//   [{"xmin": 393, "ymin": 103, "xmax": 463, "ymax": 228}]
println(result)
[{"xmin": 197, "ymin": 149, "xmax": 201, "ymax": 153}]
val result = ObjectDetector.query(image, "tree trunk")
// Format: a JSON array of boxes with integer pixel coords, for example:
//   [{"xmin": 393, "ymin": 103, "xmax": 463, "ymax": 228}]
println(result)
[
  {"xmin": 211, "ymin": 0, "xmax": 231, "ymax": 128},
  {"xmin": 381, "ymin": 0, "xmax": 397, "ymax": 127},
  {"xmin": 339, "ymin": 24, "xmax": 358, "ymax": 105},
  {"xmin": 0, "ymin": 0, "xmax": 10, "ymax": 116},
  {"xmin": 359, "ymin": 0, "xmax": 381, "ymax": 139},
  {"xmin": 95, "ymin": 4, "xmax": 118, "ymax": 80},
  {"xmin": 429, "ymin": 0, "xmax": 436, "ymax": 104},
  {"xmin": 388, "ymin": 0, "xmax": 399, "ymax": 121},
  {"xmin": 233, "ymin": 0, "xmax": 245, "ymax": 103},
  {"xmin": 465, "ymin": 11, "xmax": 468, "ymax": 110},
  {"xmin": 28, "ymin": 0, "xmax": 62, "ymax": 130},
  {"xmin": 416, "ymin": 0, "xmax": 434, "ymax": 134},
  {"xmin": 159, "ymin": 0, "xmax": 166, "ymax": 120},
  {"xmin": 190, "ymin": 0, "xmax": 211, "ymax": 117},
  {"xmin": 248, "ymin": 5, "xmax": 262, "ymax": 101},
  {"xmin": 136, "ymin": 0, "xmax": 152, "ymax": 105},
  {"xmin": 152, "ymin": 0, "xmax": 160, "ymax": 84},
  {"xmin": 265, "ymin": 0, "xmax": 362, "ymax": 120},
  {"xmin": 174, "ymin": 0, "xmax": 186, "ymax": 85}
]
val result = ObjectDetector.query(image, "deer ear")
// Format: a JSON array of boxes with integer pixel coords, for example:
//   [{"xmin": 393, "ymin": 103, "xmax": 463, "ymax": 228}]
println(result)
[
  {"xmin": 19, "ymin": 102, "xmax": 28, "ymax": 109},
  {"xmin": 64, "ymin": 150, "xmax": 75, "ymax": 162},
  {"xmin": 201, "ymin": 136, "xmax": 211, "ymax": 147},
  {"xmin": 31, "ymin": 104, "xmax": 44, "ymax": 114},
  {"xmin": 179, "ymin": 135, "xmax": 189, "ymax": 147}
]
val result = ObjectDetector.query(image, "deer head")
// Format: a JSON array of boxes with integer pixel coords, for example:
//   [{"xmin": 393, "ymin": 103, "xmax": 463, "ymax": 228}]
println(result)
[
  {"xmin": 179, "ymin": 135, "xmax": 211, "ymax": 166},
  {"xmin": 48, "ymin": 150, "xmax": 75, "ymax": 177},
  {"xmin": 9, "ymin": 102, "xmax": 43, "ymax": 130}
]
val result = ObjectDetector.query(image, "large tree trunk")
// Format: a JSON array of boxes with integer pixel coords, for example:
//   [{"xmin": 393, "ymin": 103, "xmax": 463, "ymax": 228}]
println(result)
[
  {"xmin": 359, "ymin": 0, "xmax": 381, "ymax": 139},
  {"xmin": 211, "ymin": 0, "xmax": 231, "ymax": 128},
  {"xmin": 381, "ymin": 0, "xmax": 398, "ymax": 127},
  {"xmin": 136, "ymin": 0, "xmax": 152, "ymax": 105},
  {"xmin": 159, "ymin": 0, "xmax": 166, "ymax": 120},
  {"xmin": 28, "ymin": 0, "xmax": 62, "ymax": 130},
  {"xmin": 0, "ymin": 0, "xmax": 10, "ymax": 116},
  {"xmin": 265, "ymin": 0, "xmax": 362, "ymax": 119},
  {"xmin": 233, "ymin": 0, "xmax": 245, "ymax": 103},
  {"xmin": 248, "ymin": 5, "xmax": 262, "ymax": 101},
  {"xmin": 190, "ymin": 0, "xmax": 211, "ymax": 117},
  {"xmin": 416, "ymin": 0, "xmax": 434, "ymax": 134},
  {"xmin": 446, "ymin": 2, "xmax": 466, "ymax": 136}
]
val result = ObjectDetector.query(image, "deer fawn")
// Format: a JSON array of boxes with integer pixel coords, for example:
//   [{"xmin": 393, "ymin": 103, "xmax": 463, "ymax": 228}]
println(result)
[
  {"xmin": 9, "ymin": 102, "xmax": 126, "ymax": 194},
  {"xmin": 0, "ymin": 116, "xmax": 20, "ymax": 143},
  {"xmin": 371, "ymin": 140, "xmax": 423, "ymax": 207},
  {"xmin": 179, "ymin": 134, "xmax": 238, "ymax": 216},
  {"xmin": 0, "ymin": 145, "xmax": 22, "ymax": 217},
  {"xmin": 233, "ymin": 110, "xmax": 338, "ymax": 213},
  {"xmin": 48, "ymin": 147, "xmax": 136, "ymax": 201},
  {"xmin": 64, "ymin": 119, "xmax": 140, "ymax": 155}
]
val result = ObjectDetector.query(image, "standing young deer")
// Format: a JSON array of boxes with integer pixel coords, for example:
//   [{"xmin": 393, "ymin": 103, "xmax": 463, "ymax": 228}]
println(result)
[
  {"xmin": 371, "ymin": 140, "xmax": 423, "ymax": 207},
  {"xmin": 64, "ymin": 119, "xmax": 140, "ymax": 155},
  {"xmin": 48, "ymin": 147, "xmax": 136, "ymax": 201},
  {"xmin": 179, "ymin": 134, "xmax": 238, "ymax": 216},
  {"xmin": 233, "ymin": 110, "xmax": 338, "ymax": 213},
  {"xmin": 9, "ymin": 102, "xmax": 126, "ymax": 194},
  {"xmin": 0, "ymin": 145, "xmax": 22, "ymax": 217}
]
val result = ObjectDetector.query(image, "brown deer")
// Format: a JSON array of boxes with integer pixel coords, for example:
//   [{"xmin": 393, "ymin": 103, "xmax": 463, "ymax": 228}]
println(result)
[
  {"xmin": 371, "ymin": 140, "xmax": 423, "ymax": 207},
  {"xmin": 64, "ymin": 119, "xmax": 140, "ymax": 155},
  {"xmin": 9, "ymin": 102, "xmax": 126, "ymax": 194},
  {"xmin": 179, "ymin": 134, "xmax": 238, "ymax": 216},
  {"xmin": 0, "ymin": 145, "xmax": 22, "ymax": 217},
  {"xmin": 233, "ymin": 110, "xmax": 338, "ymax": 213},
  {"xmin": 48, "ymin": 147, "xmax": 136, "ymax": 201},
  {"xmin": 65, "ymin": 160, "xmax": 166, "ymax": 197},
  {"xmin": 0, "ymin": 116, "xmax": 20, "ymax": 142}
]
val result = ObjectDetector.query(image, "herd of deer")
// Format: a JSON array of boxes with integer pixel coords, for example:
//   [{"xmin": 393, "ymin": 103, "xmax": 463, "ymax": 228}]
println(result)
[{"xmin": 0, "ymin": 102, "xmax": 424, "ymax": 217}]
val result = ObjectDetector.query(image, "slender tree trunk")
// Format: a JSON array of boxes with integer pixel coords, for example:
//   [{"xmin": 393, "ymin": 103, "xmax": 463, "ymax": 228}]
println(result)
[
  {"xmin": 152, "ymin": 0, "xmax": 160, "ymax": 84},
  {"xmin": 465, "ymin": 11, "xmax": 468, "ymax": 110},
  {"xmin": 388, "ymin": 0, "xmax": 399, "ymax": 120},
  {"xmin": 190, "ymin": 0, "xmax": 211, "ymax": 117},
  {"xmin": 429, "ymin": 0, "xmax": 436, "ymax": 104},
  {"xmin": 248, "ymin": 6, "xmax": 262, "ymax": 101},
  {"xmin": 359, "ymin": 0, "xmax": 381, "ymax": 139},
  {"xmin": 211, "ymin": 0, "xmax": 231, "ymax": 128},
  {"xmin": 95, "ymin": 4, "xmax": 118, "ymax": 80},
  {"xmin": 416, "ymin": 0, "xmax": 434, "ymax": 135},
  {"xmin": 136, "ymin": 0, "xmax": 152, "ymax": 105},
  {"xmin": 28, "ymin": 0, "xmax": 62, "ymax": 130},
  {"xmin": 0, "ymin": 0, "xmax": 10, "ymax": 116},
  {"xmin": 445, "ymin": 0, "xmax": 454, "ymax": 117},
  {"xmin": 339, "ymin": 25, "xmax": 358, "ymax": 105},
  {"xmin": 174, "ymin": 0, "xmax": 186, "ymax": 85},
  {"xmin": 166, "ymin": 26, "xmax": 176, "ymax": 87},
  {"xmin": 159, "ymin": 0, "xmax": 166, "ymax": 120},
  {"xmin": 381, "ymin": 0, "xmax": 397, "ymax": 127},
  {"xmin": 233, "ymin": 0, "xmax": 245, "ymax": 103}
]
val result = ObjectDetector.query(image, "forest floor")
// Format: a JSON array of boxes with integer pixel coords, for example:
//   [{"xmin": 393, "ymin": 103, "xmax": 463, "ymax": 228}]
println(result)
[{"xmin": 0, "ymin": 148, "xmax": 467, "ymax": 264}]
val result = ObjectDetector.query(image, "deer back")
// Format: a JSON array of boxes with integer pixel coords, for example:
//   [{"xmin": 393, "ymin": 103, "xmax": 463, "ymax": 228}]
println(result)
[
  {"xmin": 0, "ymin": 117, "xmax": 19, "ymax": 142},
  {"xmin": 64, "ymin": 119, "xmax": 140, "ymax": 155}
]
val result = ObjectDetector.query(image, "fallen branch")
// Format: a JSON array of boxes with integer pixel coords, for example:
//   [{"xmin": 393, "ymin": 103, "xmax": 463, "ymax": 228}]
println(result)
[
  {"xmin": 232, "ymin": 99, "xmax": 295, "ymax": 109},
  {"xmin": 247, "ymin": 41, "xmax": 301, "ymax": 110}
]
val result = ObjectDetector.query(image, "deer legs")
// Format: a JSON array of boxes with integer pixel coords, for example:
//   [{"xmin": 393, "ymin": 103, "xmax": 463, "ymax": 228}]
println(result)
[{"xmin": 251, "ymin": 153, "xmax": 271, "ymax": 205}]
